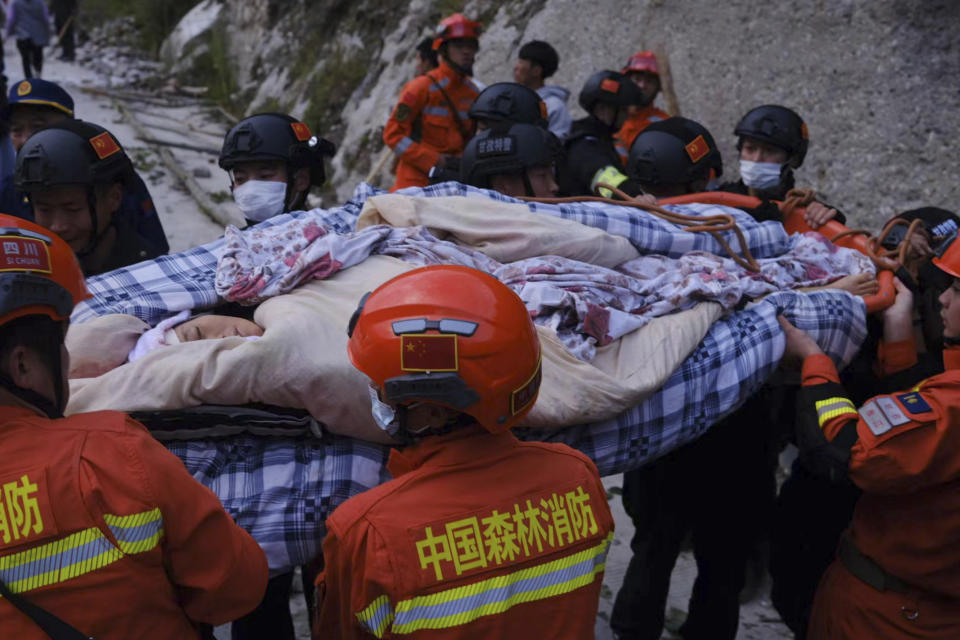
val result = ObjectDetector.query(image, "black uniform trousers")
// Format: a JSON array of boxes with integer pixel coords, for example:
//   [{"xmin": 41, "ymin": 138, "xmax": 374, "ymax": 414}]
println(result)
[{"xmin": 611, "ymin": 390, "xmax": 782, "ymax": 640}]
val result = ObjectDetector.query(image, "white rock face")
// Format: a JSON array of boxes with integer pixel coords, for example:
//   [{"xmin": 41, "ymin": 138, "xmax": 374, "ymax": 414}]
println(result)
[
  {"xmin": 159, "ymin": 0, "xmax": 223, "ymax": 72},
  {"xmin": 163, "ymin": 0, "xmax": 960, "ymax": 226}
]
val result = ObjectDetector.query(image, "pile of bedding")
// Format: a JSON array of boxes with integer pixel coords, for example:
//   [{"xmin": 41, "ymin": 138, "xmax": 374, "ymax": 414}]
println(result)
[{"xmin": 68, "ymin": 182, "xmax": 870, "ymax": 571}]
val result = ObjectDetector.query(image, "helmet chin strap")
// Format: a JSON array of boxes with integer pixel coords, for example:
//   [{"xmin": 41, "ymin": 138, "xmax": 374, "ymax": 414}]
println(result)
[
  {"xmin": 521, "ymin": 171, "xmax": 536, "ymax": 198},
  {"xmin": 447, "ymin": 60, "xmax": 473, "ymax": 76},
  {"xmin": 284, "ymin": 167, "xmax": 308, "ymax": 213},
  {"xmin": 75, "ymin": 188, "xmax": 113, "ymax": 259}
]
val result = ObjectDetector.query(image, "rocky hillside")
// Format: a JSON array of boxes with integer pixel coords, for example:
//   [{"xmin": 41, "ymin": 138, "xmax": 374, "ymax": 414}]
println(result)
[{"xmin": 160, "ymin": 0, "xmax": 959, "ymax": 226}]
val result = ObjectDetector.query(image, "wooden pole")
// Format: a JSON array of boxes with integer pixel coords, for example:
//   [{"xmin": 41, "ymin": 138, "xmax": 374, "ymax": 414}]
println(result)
[
  {"xmin": 51, "ymin": 14, "xmax": 75, "ymax": 49},
  {"xmin": 652, "ymin": 45, "xmax": 681, "ymax": 117},
  {"xmin": 364, "ymin": 147, "xmax": 393, "ymax": 186}
]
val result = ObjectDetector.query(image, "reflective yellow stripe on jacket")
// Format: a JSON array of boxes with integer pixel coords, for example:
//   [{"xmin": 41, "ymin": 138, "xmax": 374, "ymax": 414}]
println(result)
[
  {"xmin": 815, "ymin": 397, "xmax": 858, "ymax": 428},
  {"xmin": 357, "ymin": 533, "xmax": 612, "ymax": 637},
  {"xmin": 0, "ymin": 507, "xmax": 163, "ymax": 595},
  {"xmin": 590, "ymin": 166, "xmax": 629, "ymax": 198}
]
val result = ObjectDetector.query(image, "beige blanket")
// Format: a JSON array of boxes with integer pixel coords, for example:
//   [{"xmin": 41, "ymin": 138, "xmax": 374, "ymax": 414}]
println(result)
[
  {"xmin": 357, "ymin": 194, "xmax": 640, "ymax": 268},
  {"xmin": 68, "ymin": 195, "xmax": 721, "ymax": 443}
]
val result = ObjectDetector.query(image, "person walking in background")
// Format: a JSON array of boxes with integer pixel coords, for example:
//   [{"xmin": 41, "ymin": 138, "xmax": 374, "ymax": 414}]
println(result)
[
  {"xmin": 51, "ymin": 0, "xmax": 76, "ymax": 62},
  {"xmin": 5, "ymin": 0, "xmax": 51, "ymax": 78}
]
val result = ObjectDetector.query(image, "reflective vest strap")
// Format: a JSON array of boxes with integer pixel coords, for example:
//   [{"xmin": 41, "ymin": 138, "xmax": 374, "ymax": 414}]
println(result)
[
  {"xmin": 815, "ymin": 397, "xmax": 857, "ymax": 429},
  {"xmin": 103, "ymin": 507, "xmax": 163, "ymax": 555},
  {"xmin": 356, "ymin": 594, "xmax": 395, "ymax": 638},
  {"xmin": 389, "ymin": 533, "xmax": 612, "ymax": 634},
  {"xmin": 0, "ymin": 508, "xmax": 164, "ymax": 596},
  {"xmin": 393, "ymin": 136, "xmax": 414, "ymax": 157}
]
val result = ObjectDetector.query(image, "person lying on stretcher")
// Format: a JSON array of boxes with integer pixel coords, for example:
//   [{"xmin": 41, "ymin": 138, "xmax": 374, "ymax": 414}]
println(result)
[{"xmin": 66, "ymin": 312, "xmax": 263, "ymax": 379}]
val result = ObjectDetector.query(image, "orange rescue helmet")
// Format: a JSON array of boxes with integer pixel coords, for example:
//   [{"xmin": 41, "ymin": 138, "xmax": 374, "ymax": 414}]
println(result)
[
  {"xmin": 0, "ymin": 214, "xmax": 89, "ymax": 327},
  {"xmin": 347, "ymin": 265, "xmax": 541, "ymax": 433},
  {"xmin": 933, "ymin": 230, "xmax": 960, "ymax": 279},
  {"xmin": 432, "ymin": 13, "xmax": 482, "ymax": 50},
  {"xmin": 622, "ymin": 51, "xmax": 659, "ymax": 76}
]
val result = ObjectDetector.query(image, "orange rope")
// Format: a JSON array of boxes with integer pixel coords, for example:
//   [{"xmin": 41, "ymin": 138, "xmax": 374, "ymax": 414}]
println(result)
[
  {"xmin": 777, "ymin": 189, "xmax": 908, "ymax": 272},
  {"xmin": 517, "ymin": 184, "xmax": 761, "ymax": 271}
]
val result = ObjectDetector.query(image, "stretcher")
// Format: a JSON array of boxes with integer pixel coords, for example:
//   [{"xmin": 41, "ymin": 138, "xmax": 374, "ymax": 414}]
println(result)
[{"xmin": 72, "ymin": 181, "xmax": 874, "ymax": 572}]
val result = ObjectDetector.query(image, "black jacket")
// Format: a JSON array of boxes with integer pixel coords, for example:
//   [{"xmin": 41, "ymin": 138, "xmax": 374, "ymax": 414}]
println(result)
[
  {"xmin": 556, "ymin": 116, "xmax": 646, "ymax": 198},
  {"xmin": 718, "ymin": 178, "xmax": 847, "ymax": 225},
  {"xmin": 84, "ymin": 213, "xmax": 166, "ymax": 277}
]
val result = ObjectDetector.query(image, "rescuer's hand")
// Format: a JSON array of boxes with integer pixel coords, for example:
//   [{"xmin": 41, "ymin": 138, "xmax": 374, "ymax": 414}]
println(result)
[
  {"xmin": 881, "ymin": 277, "xmax": 915, "ymax": 343},
  {"xmin": 779, "ymin": 315, "xmax": 824, "ymax": 366},
  {"xmin": 803, "ymin": 201, "xmax": 838, "ymax": 230}
]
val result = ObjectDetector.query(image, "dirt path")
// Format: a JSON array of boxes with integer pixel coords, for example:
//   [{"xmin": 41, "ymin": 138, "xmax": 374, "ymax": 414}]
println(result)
[{"xmin": 3, "ymin": 37, "xmax": 236, "ymax": 253}]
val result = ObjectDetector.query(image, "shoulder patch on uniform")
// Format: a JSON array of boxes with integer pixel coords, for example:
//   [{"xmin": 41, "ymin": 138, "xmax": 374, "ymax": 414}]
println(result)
[
  {"xmin": 874, "ymin": 396, "xmax": 910, "ymax": 427},
  {"xmin": 895, "ymin": 391, "xmax": 933, "ymax": 415},
  {"xmin": 859, "ymin": 399, "xmax": 891, "ymax": 436},
  {"xmin": 395, "ymin": 103, "xmax": 412, "ymax": 122}
]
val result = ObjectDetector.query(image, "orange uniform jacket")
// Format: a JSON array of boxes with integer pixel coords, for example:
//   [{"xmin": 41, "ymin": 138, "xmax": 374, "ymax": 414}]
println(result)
[
  {"xmin": 614, "ymin": 104, "xmax": 669, "ymax": 164},
  {"xmin": 315, "ymin": 425, "xmax": 614, "ymax": 639},
  {"xmin": 383, "ymin": 60, "xmax": 479, "ymax": 191},
  {"xmin": 800, "ymin": 342, "xmax": 960, "ymax": 637},
  {"xmin": 0, "ymin": 406, "xmax": 268, "ymax": 639}
]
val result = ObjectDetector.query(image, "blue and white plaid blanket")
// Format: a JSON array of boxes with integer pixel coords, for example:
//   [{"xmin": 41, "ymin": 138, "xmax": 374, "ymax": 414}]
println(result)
[
  {"xmin": 78, "ymin": 183, "xmax": 866, "ymax": 572},
  {"xmin": 73, "ymin": 182, "xmax": 791, "ymax": 324}
]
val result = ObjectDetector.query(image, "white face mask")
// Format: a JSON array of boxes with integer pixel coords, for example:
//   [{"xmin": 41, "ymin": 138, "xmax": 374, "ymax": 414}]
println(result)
[
  {"xmin": 368, "ymin": 385, "xmax": 401, "ymax": 436},
  {"xmin": 739, "ymin": 160, "xmax": 784, "ymax": 191},
  {"xmin": 233, "ymin": 180, "xmax": 287, "ymax": 222}
]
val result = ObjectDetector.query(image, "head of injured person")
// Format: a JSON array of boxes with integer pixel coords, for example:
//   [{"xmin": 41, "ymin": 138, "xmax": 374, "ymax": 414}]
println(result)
[
  {"xmin": 346, "ymin": 265, "xmax": 541, "ymax": 439},
  {"xmin": 125, "ymin": 312, "xmax": 264, "ymax": 365},
  {"xmin": 460, "ymin": 123, "xmax": 560, "ymax": 197},
  {"xmin": 15, "ymin": 120, "xmax": 136, "ymax": 267},
  {"xmin": 219, "ymin": 113, "xmax": 337, "ymax": 224},
  {"xmin": 0, "ymin": 215, "xmax": 90, "ymax": 418},
  {"xmin": 626, "ymin": 116, "xmax": 723, "ymax": 198}
]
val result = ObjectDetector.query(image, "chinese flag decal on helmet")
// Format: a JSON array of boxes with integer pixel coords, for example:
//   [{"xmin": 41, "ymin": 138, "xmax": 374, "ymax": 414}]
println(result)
[
  {"xmin": 401, "ymin": 334, "xmax": 459, "ymax": 372},
  {"xmin": 90, "ymin": 132, "xmax": 120, "ymax": 160},
  {"xmin": 601, "ymin": 78, "xmax": 621, "ymax": 93},
  {"xmin": 290, "ymin": 122, "xmax": 312, "ymax": 142},
  {"xmin": 685, "ymin": 135, "xmax": 709, "ymax": 163}
]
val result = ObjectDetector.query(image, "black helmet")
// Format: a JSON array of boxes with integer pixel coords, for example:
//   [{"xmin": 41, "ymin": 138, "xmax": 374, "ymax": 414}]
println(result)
[
  {"xmin": 881, "ymin": 207, "xmax": 960, "ymax": 251},
  {"xmin": 15, "ymin": 120, "xmax": 137, "ymax": 257},
  {"xmin": 15, "ymin": 120, "xmax": 134, "ymax": 192},
  {"xmin": 468, "ymin": 82, "xmax": 548, "ymax": 129},
  {"xmin": 461, "ymin": 123, "xmax": 561, "ymax": 189},
  {"xmin": 578, "ymin": 70, "xmax": 644, "ymax": 112},
  {"xmin": 219, "ymin": 113, "xmax": 336, "ymax": 186},
  {"xmin": 627, "ymin": 117, "xmax": 722, "ymax": 186},
  {"xmin": 734, "ymin": 105, "xmax": 808, "ymax": 168}
]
